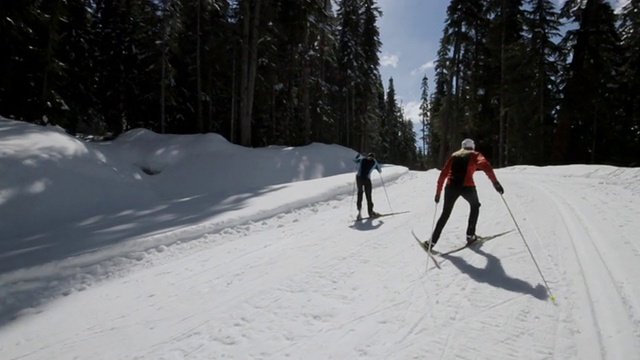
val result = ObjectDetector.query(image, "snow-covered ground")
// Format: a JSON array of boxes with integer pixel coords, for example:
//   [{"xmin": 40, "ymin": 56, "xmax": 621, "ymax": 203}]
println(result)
[{"xmin": 1, "ymin": 117, "xmax": 639, "ymax": 359}]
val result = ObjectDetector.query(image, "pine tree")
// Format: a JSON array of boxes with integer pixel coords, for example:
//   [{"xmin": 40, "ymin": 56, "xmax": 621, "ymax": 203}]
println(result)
[
  {"xmin": 91, "ymin": 0, "xmax": 161, "ymax": 135},
  {"xmin": 157, "ymin": 0, "xmax": 182, "ymax": 134},
  {"xmin": 522, "ymin": 0, "xmax": 562, "ymax": 164},
  {"xmin": 554, "ymin": 0, "xmax": 622, "ymax": 163},
  {"xmin": 311, "ymin": 0, "xmax": 339, "ymax": 145},
  {"xmin": 0, "ymin": 1, "xmax": 46, "ymax": 123},
  {"xmin": 253, "ymin": 0, "xmax": 338, "ymax": 146},
  {"xmin": 383, "ymin": 77, "xmax": 399, "ymax": 160},
  {"xmin": 382, "ymin": 77, "xmax": 416, "ymax": 164},
  {"xmin": 618, "ymin": 0, "xmax": 640, "ymax": 164},
  {"xmin": 430, "ymin": 44, "xmax": 448, "ymax": 165},
  {"xmin": 419, "ymin": 75, "xmax": 430, "ymax": 157},
  {"xmin": 485, "ymin": 0, "xmax": 528, "ymax": 166},
  {"xmin": 237, "ymin": 0, "xmax": 263, "ymax": 146},
  {"xmin": 359, "ymin": 0, "xmax": 384, "ymax": 152},
  {"xmin": 431, "ymin": 0, "xmax": 488, "ymax": 164}
]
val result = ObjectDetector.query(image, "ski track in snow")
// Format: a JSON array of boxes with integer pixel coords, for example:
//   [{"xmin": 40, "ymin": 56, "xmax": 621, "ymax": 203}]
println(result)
[
  {"xmin": 1, "ymin": 170, "xmax": 640, "ymax": 359},
  {"xmin": 536, "ymin": 177, "xmax": 640, "ymax": 359}
]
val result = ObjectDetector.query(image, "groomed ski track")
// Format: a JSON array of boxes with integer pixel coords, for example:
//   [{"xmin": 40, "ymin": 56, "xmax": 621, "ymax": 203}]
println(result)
[{"xmin": 2, "ymin": 168, "xmax": 640, "ymax": 359}]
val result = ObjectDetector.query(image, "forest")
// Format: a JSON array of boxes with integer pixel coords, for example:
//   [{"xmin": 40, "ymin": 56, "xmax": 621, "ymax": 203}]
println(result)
[{"xmin": 1, "ymin": 0, "xmax": 638, "ymax": 168}]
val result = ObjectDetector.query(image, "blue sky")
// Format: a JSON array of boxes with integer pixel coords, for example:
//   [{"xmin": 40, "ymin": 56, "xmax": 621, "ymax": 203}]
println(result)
[{"xmin": 377, "ymin": 0, "xmax": 449, "ymax": 133}]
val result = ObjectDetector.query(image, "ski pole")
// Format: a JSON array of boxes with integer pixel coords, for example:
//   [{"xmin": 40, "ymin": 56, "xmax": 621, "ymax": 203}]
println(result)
[
  {"xmin": 378, "ymin": 172, "xmax": 394, "ymax": 214},
  {"xmin": 501, "ymin": 195, "xmax": 556, "ymax": 303},
  {"xmin": 425, "ymin": 202, "xmax": 438, "ymax": 271},
  {"xmin": 349, "ymin": 178, "xmax": 356, "ymax": 217}
]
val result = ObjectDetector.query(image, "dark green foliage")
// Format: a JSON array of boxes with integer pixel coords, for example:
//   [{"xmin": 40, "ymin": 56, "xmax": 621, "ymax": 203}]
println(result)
[
  {"xmin": 13, "ymin": 0, "xmax": 407, "ymax": 156},
  {"xmin": 427, "ymin": 0, "xmax": 637, "ymax": 167},
  {"xmin": 3, "ymin": 0, "xmax": 637, "ymax": 167},
  {"xmin": 521, "ymin": 0, "xmax": 562, "ymax": 165},
  {"xmin": 90, "ymin": 0, "xmax": 161, "ymax": 135},
  {"xmin": 554, "ymin": 0, "xmax": 622, "ymax": 164},
  {"xmin": 617, "ymin": 0, "xmax": 640, "ymax": 165},
  {"xmin": 0, "ymin": 0, "xmax": 417, "ymax": 165}
]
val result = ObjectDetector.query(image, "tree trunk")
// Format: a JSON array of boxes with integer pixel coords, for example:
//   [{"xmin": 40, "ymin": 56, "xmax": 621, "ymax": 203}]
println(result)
[
  {"xmin": 161, "ymin": 46, "xmax": 166, "ymax": 133},
  {"xmin": 301, "ymin": 27, "xmax": 311, "ymax": 144},
  {"xmin": 42, "ymin": 0, "xmax": 62, "ymax": 122},
  {"xmin": 230, "ymin": 47, "xmax": 236, "ymax": 142},
  {"xmin": 196, "ymin": 0, "xmax": 204, "ymax": 132},
  {"xmin": 591, "ymin": 105, "xmax": 597, "ymax": 163},
  {"xmin": 538, "ymin": 56, "xmax": 545, "ymax": 164},
  {"xmin": 239, "ymin": 0, "xmax": 262, "ymax": 147},
  {"xmin": 239, "ymin": 0, "xmax": 250, "ymax": 145},
  {"xmin": 499, "ymin": 0, "xmax": 506, "ymax": 168}
]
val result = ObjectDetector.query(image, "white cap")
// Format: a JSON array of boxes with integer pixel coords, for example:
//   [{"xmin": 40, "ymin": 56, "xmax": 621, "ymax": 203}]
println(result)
[{"xmin": 461, "ymin": 138, "xmax": 475, "ymax": 150}]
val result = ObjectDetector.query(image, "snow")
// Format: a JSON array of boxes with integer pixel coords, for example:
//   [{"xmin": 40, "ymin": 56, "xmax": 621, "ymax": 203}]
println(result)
[{"xmin": 1, "ymin": 117, "xmax": 640, "ymax": 359}]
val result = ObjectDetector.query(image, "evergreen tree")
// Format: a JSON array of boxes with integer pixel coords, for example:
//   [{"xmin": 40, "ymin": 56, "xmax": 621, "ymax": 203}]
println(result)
[
  {"xmin": 372, "ymin": 76, "xmax": 387, "ymax": 157},
  {"xmin": 381, "ymin": 77, "xmax": 416, "ymax": 165},
  {"xmin": 310, "ymin": 0, "xmax": 339, "ymax": 145},
  {"xmin": 335, "ymin": 0, "xmax": 383, "ymax": 151},
  {"xmin": 432, "ymin": 0, "xmax": 491, "ymax": 164},
  {"xmin": 618, "ymin": 0, "xmax": 640, "ymax": 164},
  {"xmin": 56, "ymin": 0, "xmax": 95, "ymax": 134},
  {"xmin": 554, "ymin": 0, "xmax": 622, "ymax": 163},
  {"xmin": 398, "ymin": 112, "xmax": 418, "ymax": 168},
  {"xmin": 253, "ymin": 0, "xmax": 337, "ymax": 146},
  {"xmin": 0, "ymin": 1, "xmax": 48, "ymax": 123},
  {"xmin": 336, "ymin": 0, "xmax": 363, "ymax": 148},
  {"xmin": 91, "ymin": 0, "xmax": 161, "ymax": 135},
  {"xmin": 157, "ymin": 0, "xmax": 183, "ymax": 134},
  {"xmin": 383, "ymin": 77, "xmax": 400, "ymax": 160},
  {"xmin": 419, "ymin": 74, "xmax": 430, "ymax": 157},
  {"xmin": 430, "ymin": 43, "xmax": 448, "ymax": 165},
  {"xmin": 358, "ymin": 0, "xmax": 384, "ymax": 152},
  {"xmin": 522, "ymin": 0, "xmax": 562, "ymax": 164},
  {"xmin": 237, "ymin": 0, "xmax": 264, "ymax": 146},
  {"xmin": 485, "ymin": 0, "xmax": 528, "ymax": 166}
]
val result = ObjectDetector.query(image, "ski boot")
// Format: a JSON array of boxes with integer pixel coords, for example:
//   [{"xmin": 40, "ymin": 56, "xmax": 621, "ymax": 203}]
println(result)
[{"xmin": 422, "ymin": 240, "xmax": 438, "ymax": 253}]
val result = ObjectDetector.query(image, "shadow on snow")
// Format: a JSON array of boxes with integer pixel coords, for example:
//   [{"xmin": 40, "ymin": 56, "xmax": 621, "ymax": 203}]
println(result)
[
  {"xmin": 349, "ymin": 218, "xmax": 384, "ymax": 231},
  {"xmin": 440, "ymin": 245, "xmax": 548, "ymax": 301},
  {"xmin": 0, "ymin": 186, "xmax": 283, "ymax": 328}
]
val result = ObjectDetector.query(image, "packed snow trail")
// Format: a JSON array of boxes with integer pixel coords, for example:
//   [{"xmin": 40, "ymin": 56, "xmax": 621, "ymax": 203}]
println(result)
[{"xmin": 1, "ymin": 167, "xmax": 640, "ymax": 359}]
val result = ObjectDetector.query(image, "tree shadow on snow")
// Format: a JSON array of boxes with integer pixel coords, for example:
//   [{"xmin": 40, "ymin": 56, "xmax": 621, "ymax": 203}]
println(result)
[
  {"xmin": 440, "ymin": 246, "xmax": 548, "ymax": 301},
  {"xmin": 0, "ymin": 185, "xmax": 285, "ymax": 329}
]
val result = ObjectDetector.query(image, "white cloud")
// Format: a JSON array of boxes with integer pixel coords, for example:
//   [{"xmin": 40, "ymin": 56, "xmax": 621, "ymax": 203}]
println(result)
[
  {"xmin": 380, "ymin": 53, "xmax": 399, "ymax": 68},
  {"xmin": 411, "ymin": 60, "xmax": 436, "ymax": 76},
  {"xmin": 403, "ymin": 100, "xmax": 422, "ymax": 125}
]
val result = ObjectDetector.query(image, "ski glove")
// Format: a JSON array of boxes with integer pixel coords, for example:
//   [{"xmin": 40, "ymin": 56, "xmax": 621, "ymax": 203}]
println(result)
[
  {"xmin": 434, "ymin": 194, "xmax": 441, "ymax": 203},
  {"xmin": 493, "ymin": 181, "xmax": 504, "ymax": 194}
]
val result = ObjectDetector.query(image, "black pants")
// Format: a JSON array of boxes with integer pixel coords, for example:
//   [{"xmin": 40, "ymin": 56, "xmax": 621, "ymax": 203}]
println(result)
[
  {"xmin": 431, "ymin": 185, "xmax": 481, "ymax": 243},
  {"xmin": 356, "ymin": 176, "xmax": 374, "ymax": 215}
]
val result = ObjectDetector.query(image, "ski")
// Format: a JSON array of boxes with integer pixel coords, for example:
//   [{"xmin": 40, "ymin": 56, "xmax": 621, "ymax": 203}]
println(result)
[
  {"xmin": 356, "ymin": 210, "xmax": 410, "ymax": 221},
  {"xmin": 411, "ymin": 229, "xmax": 441, "ymax": 269},
  {"xmin": 437, "ymin": 229, "xmax": 515, "ymax": 256}
]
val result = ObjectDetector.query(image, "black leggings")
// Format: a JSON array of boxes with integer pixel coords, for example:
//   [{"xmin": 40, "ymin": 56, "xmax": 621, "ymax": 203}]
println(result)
[
  {"xmin": 356, "ymin": 176, "xmax": 374, "ymax": 214},
  {"xmin": 431, "ymin": 186, "xmax": 481, "ymax": 243}
]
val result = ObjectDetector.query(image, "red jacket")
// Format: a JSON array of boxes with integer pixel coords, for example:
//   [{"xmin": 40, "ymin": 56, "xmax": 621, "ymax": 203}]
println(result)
[{"xmin": 436, "ymin": 150, "xmax": 498, "ymax": 195}]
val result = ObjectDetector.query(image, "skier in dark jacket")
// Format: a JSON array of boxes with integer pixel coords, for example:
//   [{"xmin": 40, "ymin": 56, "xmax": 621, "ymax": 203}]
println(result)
[
  {"xmin": 354, "ymin": 153, "xmax": 382, "ymax": 220},
  {"xmin": 424, "ymin": 138, "xmax": 504, "ymax": 249}
]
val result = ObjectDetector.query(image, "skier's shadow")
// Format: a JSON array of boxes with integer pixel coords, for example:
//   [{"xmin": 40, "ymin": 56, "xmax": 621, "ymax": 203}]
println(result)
[
  {"xmin": 350, "ymin": 219, "xmax": 383, "ymax": 231},
  {"xmin": 440, "ymin": 246, "xmax": 548, "ymax": 300}
]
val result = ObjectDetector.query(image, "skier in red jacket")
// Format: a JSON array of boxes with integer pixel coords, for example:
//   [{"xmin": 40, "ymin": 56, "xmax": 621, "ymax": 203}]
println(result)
[{"xmin": 425, "ymin": 138, "xmax": 504, "ymax": 250}]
